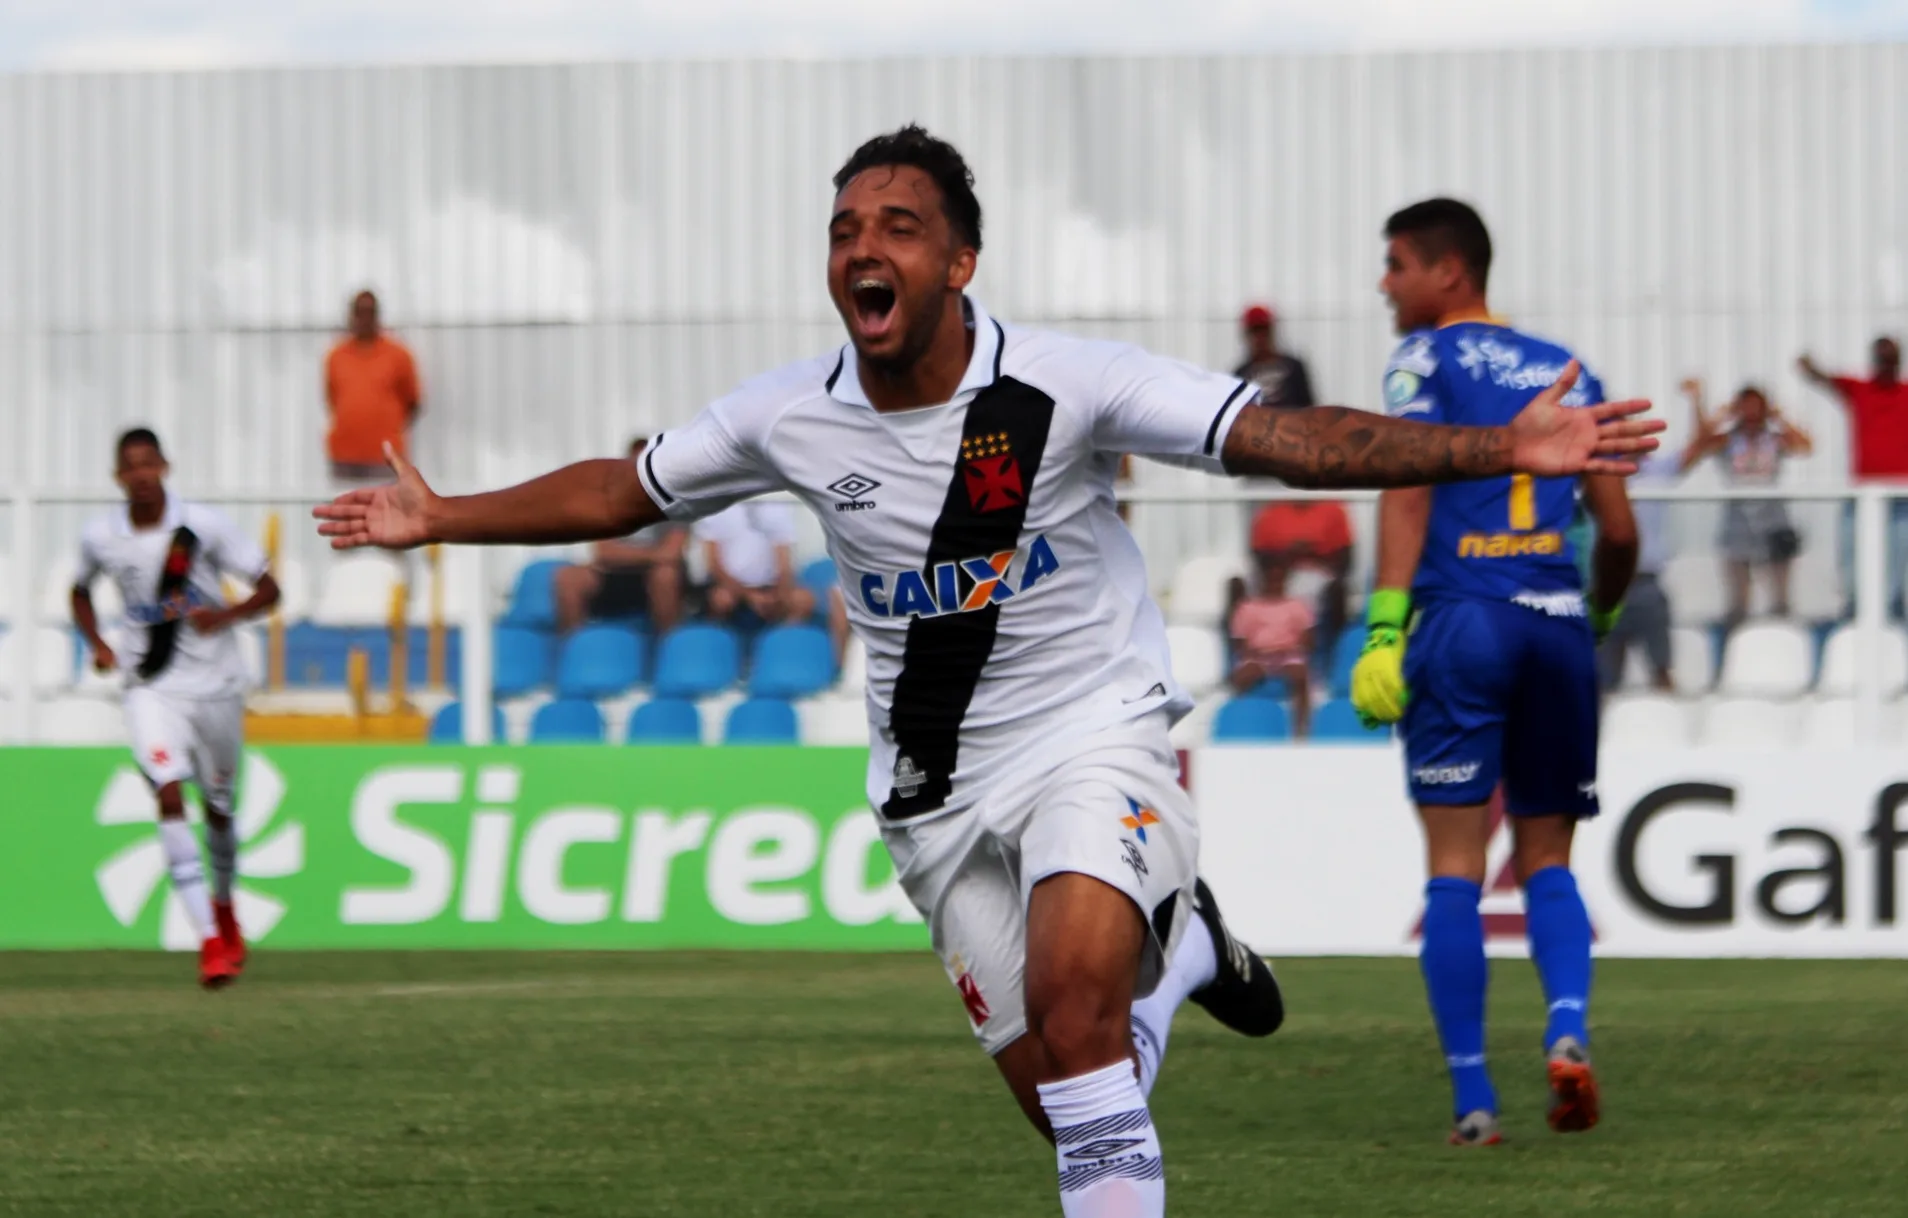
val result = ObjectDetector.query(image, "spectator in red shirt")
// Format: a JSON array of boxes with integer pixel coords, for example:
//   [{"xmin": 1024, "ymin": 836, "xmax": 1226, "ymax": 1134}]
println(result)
[
  {"xmin": 1245, "ymin": 498, "xmax": 1353, "ymax": 658},
  {"xmin": 1800, "ymin": 336, "xmax": 1908, "ymax": 611}
]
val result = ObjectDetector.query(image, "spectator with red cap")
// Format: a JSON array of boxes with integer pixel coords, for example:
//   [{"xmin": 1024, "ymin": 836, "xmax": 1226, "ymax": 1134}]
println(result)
[
  {"xmin": 1233, "ymin": 303, "xmax": 1315, "ymax": 407},
  {"xmin": 1800, "ymin": 336, "xmax": 1908, "ymax": 611}
]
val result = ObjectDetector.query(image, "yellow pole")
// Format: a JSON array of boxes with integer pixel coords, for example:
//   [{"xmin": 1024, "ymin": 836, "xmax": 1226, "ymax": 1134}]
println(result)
[
  {"xmin": 263, "ymin": 512, "xmax": 285, "ymax": 690},
  {"xmin": 427, "ymin": 544, "xmax": 446, "ymax": 689},
  {"xmin": 347, "ymin": 648, "xmax": 369, "ymax": 725},
  {"xmin": 388, "ymin": 580, "xmax": 409, "ymax": 713}
]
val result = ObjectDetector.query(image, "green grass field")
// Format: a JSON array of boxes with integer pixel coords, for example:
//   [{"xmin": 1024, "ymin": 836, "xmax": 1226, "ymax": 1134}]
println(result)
[{"xmin": 0, "ymin": 952, "xmax": 1900, "ymax": 1217}]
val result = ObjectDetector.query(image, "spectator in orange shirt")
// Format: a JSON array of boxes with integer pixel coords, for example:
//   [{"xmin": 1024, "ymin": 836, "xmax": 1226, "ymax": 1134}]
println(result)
[
  {"xmin": 1247, "ymin": 497, "xmax": 1353, "ymax": 658},
  {"xmin": 325, "ymin": 290, "xmax": 422, "ymax": 484}
]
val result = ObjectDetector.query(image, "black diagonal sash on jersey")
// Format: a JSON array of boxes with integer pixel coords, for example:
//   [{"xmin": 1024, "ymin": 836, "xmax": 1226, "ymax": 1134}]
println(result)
[
  {"xmin": 880, "ymin": 379, "xmax": 1055, "ymax": 821},
  {"xmin": 136, "ymin": 526, "xmax": 200, "ymax": 681}
]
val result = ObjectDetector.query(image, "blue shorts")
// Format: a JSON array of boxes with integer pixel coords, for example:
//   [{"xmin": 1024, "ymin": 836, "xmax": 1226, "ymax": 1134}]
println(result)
[{"xmin": 1401, "ymin": 596, "xmax": 1600, "ymax": 817}]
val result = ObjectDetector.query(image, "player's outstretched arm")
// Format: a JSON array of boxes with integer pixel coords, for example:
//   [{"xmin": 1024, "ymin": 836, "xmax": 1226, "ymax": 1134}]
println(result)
[
  {"xmin": 1220, "ymin": 363, "xmax": 1660, "ymax": 488},
  {"xmin": 314, "ymin": 442, "xmax": 664, "ymax": 551}
]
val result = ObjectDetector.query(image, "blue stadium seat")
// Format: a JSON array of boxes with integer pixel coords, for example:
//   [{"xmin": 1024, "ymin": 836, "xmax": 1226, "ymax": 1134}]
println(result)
[
  {"xmin": 494, "ymin": 626, "xmax": 554, "ymax": 698},
  {"xmin": 555, "ymin": 624, "xmax": 646, "ymax": 699},
  {"xmin": 501, "ymin": 559, "xmax": 567, "ymax": 630},
  {"xmin": 652, "ymin": 624, "xmax": 742, "ymax": 699},
  {"xmin": 1212, "ymin": 697, "xmax": 1292, "ymax": 741},
  {"xmin": 627, "ymin": 697, "xmax": 702, "ymax": 744},
  {"xmin": 748, "ymin": 624, "xmax": 836, "ymax": 698},
  {"xmin": 428, "ymin": 701, "xmax": 505, "ymax": 744},
  {"xmin": 724, "ymin": 697, "xmax": 800, "ymax": 744},
  {"xmin": 528, "ymin": 697, "xmax": 605, "ymax": 743},
  {"xmin": 1237, "ymin": 676, "xmax": 1290, "ymax": 700},
  {"xmin": 1310, "ymin": 699, "xmax": 1391, "ymax": 743}
]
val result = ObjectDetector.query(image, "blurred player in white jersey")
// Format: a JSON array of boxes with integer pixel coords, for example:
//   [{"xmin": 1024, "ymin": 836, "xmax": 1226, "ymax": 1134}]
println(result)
[
  {"xmin": 316, "ymin": 128, "xmax": 1657, "ymax": 1217},
  {"xmin": 72, "ymin": 429, "xmax": 281, "ymax": 988}
]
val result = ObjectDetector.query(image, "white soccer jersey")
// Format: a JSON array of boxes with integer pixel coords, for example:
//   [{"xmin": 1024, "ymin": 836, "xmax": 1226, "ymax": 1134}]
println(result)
[
  {"xmin": 75, "ymin": 498, "xmax": 269, "ymax": 699},
  {"xmin": 639, "ymin": 299, "xmax": 1258, "ymax": 822}
]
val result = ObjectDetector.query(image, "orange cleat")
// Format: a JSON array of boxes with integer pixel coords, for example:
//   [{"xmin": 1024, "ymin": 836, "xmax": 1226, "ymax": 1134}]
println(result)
[
  {"xmin": 1546, "ymin": 1038, "xmax": 1601, "ymax": 1133},
  {"xmin": 213, "ymin": 900, "xmax": 247, "ymax": 972},
  {"xmin": 199, "ymin": 936, "xmax": 240, "ymax": 990}
]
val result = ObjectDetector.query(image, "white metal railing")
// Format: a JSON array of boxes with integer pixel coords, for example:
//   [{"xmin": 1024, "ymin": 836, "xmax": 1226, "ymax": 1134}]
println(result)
[{"xmin": 5, "ymin": 481, "xmax": 1905, "ymax": 748}]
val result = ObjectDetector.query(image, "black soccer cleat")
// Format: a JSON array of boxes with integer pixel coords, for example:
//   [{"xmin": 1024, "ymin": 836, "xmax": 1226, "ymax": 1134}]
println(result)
[{"xmin": 1187, "ymin": 877, "xmax": 1285, "ymax": 1037}]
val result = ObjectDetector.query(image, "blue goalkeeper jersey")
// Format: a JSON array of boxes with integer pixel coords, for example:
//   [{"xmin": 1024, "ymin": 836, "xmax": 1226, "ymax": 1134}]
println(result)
[{"xmin": 1382, "ymin": 320, "xmax": 1606, "ymax": 607}]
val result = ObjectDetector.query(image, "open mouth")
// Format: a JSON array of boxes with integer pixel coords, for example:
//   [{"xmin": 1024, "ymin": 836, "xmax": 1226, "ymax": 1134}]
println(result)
[{"xmin": 851, "ymin": 277, "xmax": 898, "ymax": 338}]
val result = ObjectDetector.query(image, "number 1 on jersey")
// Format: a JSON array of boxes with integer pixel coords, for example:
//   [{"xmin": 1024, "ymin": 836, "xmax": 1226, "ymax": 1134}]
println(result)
[{"xmin": 1508, "ymin": 473, "xmax": 1536, "ymax": 532}]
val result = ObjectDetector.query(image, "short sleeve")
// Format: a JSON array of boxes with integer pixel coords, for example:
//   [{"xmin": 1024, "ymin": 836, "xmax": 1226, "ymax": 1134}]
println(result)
[
  {"xmin": 1094, "ymin": 344, "xmax": 1258, "ymax": 472},
  {"xmin": 74, "ymin": 528, "xmax": 104, "ymax": 589},
  {"xmin": 397, "ymin": 345, "xmax": 421, "ymax": 406},
  {"xmin": 201, "ymin": 509, "xmax": 269, "ymax": 582},
  {"xmin": 638, "ymin": 400, "xmax": 787, "ymax": 521},
  {"xmin": 1381, "ymin": 335, "xmax": 1443, "ymax": 422},
  {"xmin": 1562, "ymin": 360, "xmax": 1606, "ymax": 408}
]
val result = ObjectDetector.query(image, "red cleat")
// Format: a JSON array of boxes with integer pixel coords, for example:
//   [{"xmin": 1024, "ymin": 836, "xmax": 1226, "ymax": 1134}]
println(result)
[
  {"xmin": 199, "ymin": 936, "xmax": 240, "ymax": 990},
  {"xmin": 213, "ymin": 900, "xmax": 247, "ymax": 972},
  {"xmin": 1546, "ymin": 1038, "xmax": 1601, "ymax": 1133}
]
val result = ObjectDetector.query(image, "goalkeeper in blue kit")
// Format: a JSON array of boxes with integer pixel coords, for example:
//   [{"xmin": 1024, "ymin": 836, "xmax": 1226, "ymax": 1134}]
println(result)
[{"xmin": 1353, "ymin": 199, "xmax": 1639, "ymax": 1146}]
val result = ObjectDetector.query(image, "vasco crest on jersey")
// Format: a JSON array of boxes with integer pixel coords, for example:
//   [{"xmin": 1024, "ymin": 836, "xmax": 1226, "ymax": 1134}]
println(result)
[{"xmin": 960, "ymin": 431, "xmax": 1024, "ymax": 513}]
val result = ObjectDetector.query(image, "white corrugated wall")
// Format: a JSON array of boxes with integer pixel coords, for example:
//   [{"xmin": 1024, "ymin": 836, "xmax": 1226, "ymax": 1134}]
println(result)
[{"xmin": 3, "ymin": 47, "xmax": 1906, "ymax": 582}]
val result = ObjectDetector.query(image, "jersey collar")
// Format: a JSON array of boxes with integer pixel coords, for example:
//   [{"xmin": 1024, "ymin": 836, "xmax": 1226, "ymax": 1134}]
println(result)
[
  {"xmin": 1436, "ymin": 308, "xmax": 1508, "ymax": 329},
  {"xmin": 119, "ymin": 495, "xmax": 180, "ymax": 536},
  {"xmin": 826, "ymin": 296, "xmax": 1003, "ymax": 410}
]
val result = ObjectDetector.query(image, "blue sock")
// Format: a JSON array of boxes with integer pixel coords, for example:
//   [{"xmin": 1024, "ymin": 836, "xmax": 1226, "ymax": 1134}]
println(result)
[
  {"xmin": 1524, "ymin": 865, "xmax": 1593, "ymax": 1050},
  {"xmin": 1419, "ymin": 876, "xmax": 1496, "ymax": 1117}
]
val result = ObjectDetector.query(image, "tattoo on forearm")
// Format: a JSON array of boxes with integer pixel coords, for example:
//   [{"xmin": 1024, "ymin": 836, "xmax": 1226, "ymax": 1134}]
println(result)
[{"xmin": 1220, "ymin": 405, "xmax": 1511, "ymax": 488}]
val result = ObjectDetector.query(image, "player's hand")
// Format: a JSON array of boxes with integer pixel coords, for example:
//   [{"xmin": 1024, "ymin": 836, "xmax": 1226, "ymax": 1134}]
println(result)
[
  {"xmin": 1679, "ymin": 377, "xmax": 1703, "ymax": 400},
  {"xmin": 1504, "ymin": 362, "xmax": 1663, "ymax": 477},
  {"xmin": 313, "ymin": 441, "xmax": 438, "ymax": 551},
  {"xmin": 187, "ymin": 606, "xmax": 232, "ymax": 635},
  {"xmin": 92, "ymin": 643, "xmax": 118, "ymax": 674},
  {"xmin": 1350, "ymin": 589, "xmax": 1410, "ymax": 728}
]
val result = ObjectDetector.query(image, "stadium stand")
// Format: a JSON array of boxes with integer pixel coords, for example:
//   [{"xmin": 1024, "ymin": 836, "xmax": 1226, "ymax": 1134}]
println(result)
[
  {"xmin": 725, "ymin": 697, "xmax": 800, "ymax": 743},
  {"xmin": 1702, "ymin": 697, "xmax": 1799, "ymax": 747},
  {"xmin": 652, "ymin": 624, "xmax": 742, "ymax": 699},
  {"xmin": 799, "ymin": 695, "xmax": 870, "ymax": 746},
  {"xmin": 1211, "ymin": 697, "xmax": 1292, "ymax": 741},
  {"xmin": 1601, "ymin": 695, "xmax": 1694, "ymax": 749},
  {"xmin": 1716, "ymin": 621, "xmax": 1815, "ymax": 698},
  {"xmin": 529, "ymin": 698, "xmax": 606, "ymax": 743},
  {"xmin": 627, "ymin": 697, "xmax": 702, "ymax": 744},
  {"xmin": 0, "ymin": 626, "xmax": 76, "ymax": 694},
  {"xmin": 429, "ymin": 701, "xmax": 505, "ymax": 744},
  {"xmin": 1310, "ymin": 698, "xmax": 1390, "ymax": 742},
  {"xmin": 493, "ymin": 626, "xmax": 555, "ymax": 699},
  {"xmin": 748, "ymin": 625, "xmax": 836, "ymax": 699},
  {"xmin": 500, "ymin": 559, "xmax": 566, "ymax": 630},
  {"xmin": 554, "ymin": 624, "xmax": 647, "ymax": 700},
  {"xmin": 1816, "ymin": 623, "xmax": 1908, "ymax": 697}
]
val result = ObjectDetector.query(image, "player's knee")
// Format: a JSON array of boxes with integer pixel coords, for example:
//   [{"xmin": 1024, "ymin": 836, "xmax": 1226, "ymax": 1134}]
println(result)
[
  {"xmin": 1026, "ymin": 984, "xmax": 1129, "ymax": 1075},
  {"xmin": 155, "ymin": 782, "xmax": 187, "ymax": 820}
]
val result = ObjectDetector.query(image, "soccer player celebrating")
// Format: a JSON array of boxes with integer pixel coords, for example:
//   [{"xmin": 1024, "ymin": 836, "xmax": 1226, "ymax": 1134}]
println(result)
[
  {"xmin": 317, "ymin": 131, "xmax": 1657, "ymax": 1214},
  {"xmin": 73, "ymin": 429, "xmax": 281, "ymax": 988},
  {"xmin": 1353, "ymin": 199, "xmax": 1640, "ymax": 1146}
]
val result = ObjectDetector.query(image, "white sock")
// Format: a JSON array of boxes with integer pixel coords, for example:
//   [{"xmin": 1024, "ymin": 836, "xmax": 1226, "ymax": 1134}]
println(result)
[
  {"xmin": 1128, "ymin": 918, "xmax": 1218, "ymax": 1096},
  {"xmin": 158, "ymin": 819, "xmax": 216, "ymax": 941},
  {"xmin": 1037, "ymin": 1060, "xmax": 1166, "ymax": 1218},
  {"xmin": 204, "ymin": 817, "xmax": 237, "ymax": 904}
]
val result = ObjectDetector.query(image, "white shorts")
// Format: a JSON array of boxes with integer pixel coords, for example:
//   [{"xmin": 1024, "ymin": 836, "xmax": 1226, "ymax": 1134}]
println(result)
[
  {"xmin": 880, "ymin": 712, "xmax": 1199, "ymax": 1056},
  {"xmin": 124, "ymin": 686, "xmax": 246, "ymax": 808}
]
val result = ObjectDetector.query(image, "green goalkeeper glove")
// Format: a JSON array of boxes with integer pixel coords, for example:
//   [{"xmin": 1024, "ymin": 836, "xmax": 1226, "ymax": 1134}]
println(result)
[{"xmin": 1350, "ymin": 589, "xmax": 1412, "ymax": 729}]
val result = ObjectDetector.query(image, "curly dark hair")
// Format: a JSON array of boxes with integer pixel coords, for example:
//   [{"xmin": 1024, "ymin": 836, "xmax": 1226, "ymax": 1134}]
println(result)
[
  {"xmin": 833, "ymin": 125, "xmax": 983, "ymax": 252},
  {"xmin": 116, "ymin": 427, "xmax": 164, "ymax": 460}
]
